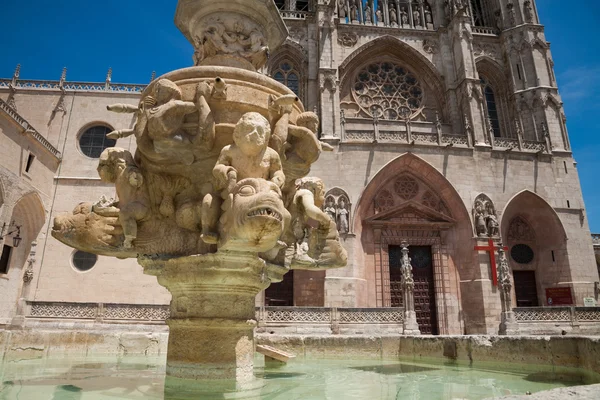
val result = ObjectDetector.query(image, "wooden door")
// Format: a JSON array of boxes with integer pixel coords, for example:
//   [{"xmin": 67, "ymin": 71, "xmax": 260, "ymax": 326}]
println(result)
[
  {"xmin": 411, "ymin": 246, "xmax": 438, "ymax": 335},
  {"xmin": 265, "ymin": 270, "xmax": 294, "ymax": 306},
  {"xmin": 513, "ymin": 270, "xmax": 539, "ymax": 307},
  {"xmin": 388, "ymin": 246, "xmax": 404, "ymax": 307},
  {"xmin": 388, "ymin": 245, "xmax": 438, "ymax": 334}
]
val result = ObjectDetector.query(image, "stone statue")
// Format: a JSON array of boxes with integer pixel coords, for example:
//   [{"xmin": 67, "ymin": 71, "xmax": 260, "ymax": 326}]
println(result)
[
  {"xmin": 487, "ymin": 213, "xmax": 499, "ymax": 238},
  {"xmin": 364, "ymin": 4, "xmax": 372, "ymax": 24},
  {"xmin": 413, "ymin": 6, "xmax": 422, "ymax": 26},
  {"xmin": 474, "ymin": 199, "xmax": 488, "ymax": 237},
  {"xmin": 338, "ymin": 0, "xmax": 347, "ymax": 18},
  {"xmin": 51, "ymin": 0, "xmax": 348, "ymax": 387},
  {"xmin": 376, "ymin": 4, "xmax": 383, "ymax": 25},
  {"xmin": 390, "ymin": 5, "xmax": 398, "ymax": 26},
  {"xmin": 401, "ymin": 7, "xmax": 409, "ymax": 25},
  {"xmin": 425, "ymin": 5, "xmax": 433, "ymax": 25},
  {"xmin": 324, "ymin": 196, "xmax": 337, "ymax": 222},
  {"xmin": 523, "ymin": 1, "xmax": 534, "ymax": 23},
  {"xmin": 97, "ymin": 148, "xmax": 150, "ymax": 249},
  {"xmin": 350, "ymin": 1, "xmax": 358, "ymax": 22},
  {"xmin": 337, "ymin": 196, "xmax": 349, "ymax": 234}
]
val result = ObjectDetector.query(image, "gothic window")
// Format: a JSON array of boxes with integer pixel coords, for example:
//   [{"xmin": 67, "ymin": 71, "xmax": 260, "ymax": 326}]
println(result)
[
  {"xmin": 274, "ymin": 0, "xmax": 310, "ymax": 12},
  {"xmin": 470, "ymin": 0, "xmax": 487, "ymax": 26},
  {"xmin": 79, "ymin": 125, "xmax": 116, "ymax": 158},
  {"xmin": 481, "ymin": 76, "xmax": 501, "ymax": 138},
  {"xmin": 352, "ymin": 62, "xmax": 424, "ymax": 120},
  {"xmin": 511, "ymin": 244, "xmax": 535, "ymax": 264},
  {"xmin": 273, "ymin": 62, "xmax": 301, "ymax": 97}
]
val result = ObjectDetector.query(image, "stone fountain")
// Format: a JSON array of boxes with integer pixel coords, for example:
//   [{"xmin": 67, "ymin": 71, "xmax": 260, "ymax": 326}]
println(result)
[{"xmin": 52, "ymin": 0, "xmax": 347, "ymax": 397}]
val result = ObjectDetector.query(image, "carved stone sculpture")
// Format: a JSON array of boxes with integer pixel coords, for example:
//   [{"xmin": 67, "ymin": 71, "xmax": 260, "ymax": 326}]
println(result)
[
  {"xmin": 413, "ymin": 7, "xmax": 421, "ymax": 27},
  {"xmin": 338, "ymin": 0, "xmax": 347, "ymax": 18},
  {"xmin": 400, "ymin": 7, "xmax": 409, "ymax": 25},
  {"xmin": 497, "ymin": 244, "xmax": 519, "ymax": 335},
  {"xmin": 401, "ymin": 242, "xmax": 420, "ymax": 335},
  {"xmin": 523, "ymin": 1, "xmax": 534, "ymax": 23},
  {"xmin": 473, "ymin": 194, "xmax": 499, "ymax": 238},
  {"xmin": 364, "ymin": 5, "xmax": 372, "ymax": 23},
  {"xmin": 52, "ymin": 0, "xmax": 347, "ymax": 394},
  {"xmin": 389, "ymin": 5, "xmax": 398, "ymax": 26}
]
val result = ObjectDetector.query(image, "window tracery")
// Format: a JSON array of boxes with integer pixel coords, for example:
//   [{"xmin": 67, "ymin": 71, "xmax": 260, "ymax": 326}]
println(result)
[
  {"xmin": 352, "ymin": 61, "xmax": 424, "ymax": 120},
  {"xmin": 394, "ymin": 176, "xmax": 419, "ymax": 200},
  {"xmin": 375, "ymin": 189, "xmax": 395, "ymax": 213},
  {"xmin": 481, "ymin": 76, "xmax": 501, "ymax": 138},
  {"xmin": 273, "ymin": 62, "xmax": 301, "ymax": 97}
]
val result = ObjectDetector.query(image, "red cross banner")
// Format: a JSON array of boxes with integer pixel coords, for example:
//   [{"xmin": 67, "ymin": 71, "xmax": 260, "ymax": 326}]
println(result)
[{"xmin": 474, "ymin": 238, "xmax": 508, "ymax": 286}]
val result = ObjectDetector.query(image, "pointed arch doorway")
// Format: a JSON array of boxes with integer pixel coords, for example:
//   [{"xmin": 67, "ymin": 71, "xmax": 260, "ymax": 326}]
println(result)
[{"xmin": 354, "ymin": 154, "xmax": 474, "ymax": 335}]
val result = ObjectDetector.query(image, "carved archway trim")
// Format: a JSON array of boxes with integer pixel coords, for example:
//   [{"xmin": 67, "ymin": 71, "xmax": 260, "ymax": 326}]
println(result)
[
  {"xmin": 11, "ymin": 191, "xmax": 46, "ymax": 241},
  {"xmin": 364, "ymin": 200, "xmax": 456, "ymax": 229}
]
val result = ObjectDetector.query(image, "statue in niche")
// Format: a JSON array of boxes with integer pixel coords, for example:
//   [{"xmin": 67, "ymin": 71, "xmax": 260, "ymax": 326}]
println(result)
[
  {"xmin": 364, "ymin": 4, "xmax": 372, "ymax": 23},
  {"xmin": 424, "ymin": 4, "xmax": 433, "ymax": 25},
  {"xmin": 487, "ymin": 213, "xmax": 499, "ymax": 238},
  {"xmin": 350, "ymin": 1, "xmax": 358, "ymax": 22},
  {"xmin": 400, "ymin": 7, "xmax": 409, "ymax": 25},
  {"xmin": 97, "ymin": 148, "xmax": 150, "ymax": 249},
  {"xmin": 523, "ymin": 1, "xmax": 534, "ymax": 23},
  {"xmin": 337, "ymin": 196, "xmax": 350, "ymax": 234},
  {"xmin": 376, "ymin": 4, "xmax": 383, "ymax": 25},
  {"xmin": 324, "ymin": 196, "xmax": 337, "ymax": 222},
  {"xmin": 389, "ymin": 5, "xmax": 398, "ymax": 26},
  {"xmin": 413, "ymin": 6, "xmax": 422, "ymax": 26},
  {"xmin": 338, "ymin": 0, "xmax": 347, "ymax": 19},
  {"xmin": 474, "ymin": 199, "xmax": 488, "ymax": 237}
]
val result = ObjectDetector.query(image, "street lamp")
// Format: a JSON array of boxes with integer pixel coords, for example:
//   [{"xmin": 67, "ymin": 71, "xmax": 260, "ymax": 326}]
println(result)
[{"xmin": 0, "ymin": 221, "xmax": 22, "ymax": 248}]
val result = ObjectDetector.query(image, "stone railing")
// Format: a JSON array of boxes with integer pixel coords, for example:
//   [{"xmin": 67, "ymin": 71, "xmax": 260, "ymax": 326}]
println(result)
[
  {"xmin": 27, "ymin": 301, "xmax": 170, "ymax": 322},
  {"xmin": 514, "ymin": 306, "xmax": 600, "ymax": 335},
  {"xmin": 279, "ymin": 10, "xmax": 310, "ymax": 19},
  {"xmin": 256, "ymin": 306, "xmax": 404, "ymax": 334},
  {"xmin": 0, "ymin": 78, "xmax": 146, "ymax": 94},
  {"xmin": 0, "ymin": 98, "xmax": 62, "ymax": 159},
  {"xmin": 472, "ymin": 26, "xmax": 498, "ymax": 35},
  {"xmin": 25, "ymin": 302, "xmax": 404, "ymax": 333}
]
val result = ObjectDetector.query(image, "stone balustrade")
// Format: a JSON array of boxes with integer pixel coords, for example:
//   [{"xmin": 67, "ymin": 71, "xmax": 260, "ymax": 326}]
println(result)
[{"xmin": 514, "ymin": 306, "xmax": 600, "ymax": 335}]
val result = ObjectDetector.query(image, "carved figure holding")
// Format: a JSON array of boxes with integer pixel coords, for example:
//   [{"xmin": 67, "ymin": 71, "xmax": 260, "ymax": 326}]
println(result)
[
  {"xmin": 413, "ymin": 6, "xmax": 422, "ymax": 26},
  {"xmin": 202, "ymin": 112, "xmax": 285, "ymax": 244},
  {"xmin": 324, "ymin": 196, "xmax": 337, "ymax": 222},
  {"xmin": 474, "ymin": 199, "xmax": 488, "ymax": 237},
  {"xmin": 337, "ymin": 197, "xmax": 349, "ymax": 234},
  {"xmin": 401, "ymin": 7, "xmax": 409, "ymax": 25},
  {"xmin": 97, "ymin": 148, "xmax": 150, "ymax": 249}
]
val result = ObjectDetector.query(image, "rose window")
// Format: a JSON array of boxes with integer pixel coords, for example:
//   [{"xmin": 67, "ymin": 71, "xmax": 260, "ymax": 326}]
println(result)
[
  {"xmin": 394, "ymin": 176, "xmax": 419, "ymax": 200},
  {"xmin": 375, "ymin": 190, "xmax": 394, "ymax": 213},
  {"xmin": 352, "ymin": 62, "xmax": 424, "ymax": 120}
]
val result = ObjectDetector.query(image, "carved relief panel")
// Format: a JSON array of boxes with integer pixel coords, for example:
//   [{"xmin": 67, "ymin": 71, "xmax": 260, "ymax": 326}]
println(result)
[
  {"xmin": 472, "ymin": 193, "xmax": 499, "ymax": 238},
  {"xmin": 324, "ymin": 188, "xmax": 351, "ymax": 234}
]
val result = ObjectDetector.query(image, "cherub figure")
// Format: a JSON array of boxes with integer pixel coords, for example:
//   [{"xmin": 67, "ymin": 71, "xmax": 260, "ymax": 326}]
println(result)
[
  {"xmin": 201, "ymin": 112, "xmax": 285, "ymax": 243},
  {"xmin": 97, "ymin": 148, "xmax": 149, "ymax": 249},
  {"xmin": 290, "ymin": 177, "xmax": 331, "ymax": 265}
]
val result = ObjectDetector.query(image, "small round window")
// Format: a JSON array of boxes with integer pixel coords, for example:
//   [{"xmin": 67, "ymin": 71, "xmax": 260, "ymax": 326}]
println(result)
[
  {"xmin": 72, "ymin": 251, "xmax": 97, "ymax": 272},
  {"xmin": 79, "ymin": 126, "xmax": 116, "ymax": 158},
  {"xmin": 511, "ymin": 244, "xmax": 534, "ymax": 264}
]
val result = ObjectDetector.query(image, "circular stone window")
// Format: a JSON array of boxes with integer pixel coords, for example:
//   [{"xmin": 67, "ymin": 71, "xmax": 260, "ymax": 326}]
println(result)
[
  {"xmin": 79, "ymin": 126, "xmax": 116, "ymax": 158},
  {"xmin": 511, "ymin": 244, "xmax": 534, "ymax": 264},
  {"xmin": 72, "ymin": 251, "xmax": 98, "ymax": 272}
]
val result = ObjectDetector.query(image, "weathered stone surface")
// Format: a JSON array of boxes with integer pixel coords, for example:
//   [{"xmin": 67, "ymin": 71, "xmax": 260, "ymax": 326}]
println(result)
[{"xmin": 486, "ymin": 384, "xmax": 600, "ymax": 400}]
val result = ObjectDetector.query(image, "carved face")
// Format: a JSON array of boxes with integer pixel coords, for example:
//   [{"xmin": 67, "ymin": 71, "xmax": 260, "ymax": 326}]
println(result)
[
  {"xmin": 233, "ymin": 112, "xmax": 270, "ymax": 156},
  {"xmin": 218, "ymin": 178, "xmax": 289, "ymax": 252}
]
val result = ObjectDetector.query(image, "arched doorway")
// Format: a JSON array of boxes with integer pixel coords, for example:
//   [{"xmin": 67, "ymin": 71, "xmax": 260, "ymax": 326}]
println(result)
[
  {"xmin": 501, "ymin": 191, "xmax": 572, "ymax": 307},
  {"xmin": 353, "ymin": 153, "xmax": 473, "ymax": 334}
]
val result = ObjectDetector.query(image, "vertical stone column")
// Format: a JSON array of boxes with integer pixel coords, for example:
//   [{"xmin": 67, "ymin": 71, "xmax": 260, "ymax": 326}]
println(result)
[
  {"xmin": 497, "ymin": 244, "xmax": 519, "ymax": 335},
  {"xmin": 401, "ymin": 241, "xmax": 420, "ymax": 335}
]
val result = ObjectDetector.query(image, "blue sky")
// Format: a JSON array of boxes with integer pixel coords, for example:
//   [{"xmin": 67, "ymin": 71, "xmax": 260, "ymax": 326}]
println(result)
[{"xmin": 2, "ymin": 1, "xmax": 600, "ymax": 231}]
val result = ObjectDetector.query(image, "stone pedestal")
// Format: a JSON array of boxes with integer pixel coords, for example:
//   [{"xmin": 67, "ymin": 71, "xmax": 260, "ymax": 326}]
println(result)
[
  {"xmin": 499, "ymin": 310, "xmax": 520, "ymax": 335},
  {"xmin": 140, "ymin": 253, "xmax": 281, "ymax": 394},
  {"xmin": 403, "ymin": 310, "xmax": 421, "ymax": 335}
]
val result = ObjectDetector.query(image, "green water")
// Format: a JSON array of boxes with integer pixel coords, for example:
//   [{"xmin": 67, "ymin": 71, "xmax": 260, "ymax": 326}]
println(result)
[{"xmin": 0, "ymin": 355, "xmax": 588, "ymax": 399}]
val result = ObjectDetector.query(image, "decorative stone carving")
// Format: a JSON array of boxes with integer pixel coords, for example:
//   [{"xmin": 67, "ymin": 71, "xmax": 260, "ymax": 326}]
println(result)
[
  {"xmin": 352, "ymin": 62, "xmax": 423, "ymax": 121},
  {"xmin": 394, "ymin": 175, "xmax": 419, "ymax": 200},
  {"xmin": 389, "ymin": 3, "xmax": 398, "ymax": 26},
  {"xmin": 52, "ymin": 1, "xmax": 347, "ymax": 390},
  {"xmin": 498, "ymin": 243, "xmax": 519, "ymax": 335},
  {"xmin": 337, "ymin": 0, "xmax": 347, "ymax": 18},
  {"xmin": 375, "ymin": 189, "xmax": 395, "ymax": 213},
  {"xmin": 401, "ymin": 241, "xmax": 420, "ymax": 335},
  {"xmin": 423, "ymin": 39, "xmax": 438, "ymax": 54},
  {"xmin": 507, "ymin": 216, "xmax": 534, "ymax": 242},
  {"xmin": 400, "ymin": 7, "xmax": 409, "ymax": 25},
  {"xmin": 473, "ymin": 194, "xmax": 499, "ymax": 238},
  {"xmin": 338, "ymin": 32, "xmax": 358, "ymax": 47},
  {"xmin": 323, "ymin": 188, "xmax": 351, "ymax": 234},
  {"xmin": 523, "ymin": 1, "xmax": 534, "ymax": 23},
  {"xmin": 319, "ymin": 69, "xmax": 337, "ymax": 92}
]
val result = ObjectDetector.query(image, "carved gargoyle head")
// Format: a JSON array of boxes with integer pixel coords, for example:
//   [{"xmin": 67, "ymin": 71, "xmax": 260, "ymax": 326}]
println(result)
[{"xmin": 218, "ymin": 178, "xmax": 290, "ymax": 253}]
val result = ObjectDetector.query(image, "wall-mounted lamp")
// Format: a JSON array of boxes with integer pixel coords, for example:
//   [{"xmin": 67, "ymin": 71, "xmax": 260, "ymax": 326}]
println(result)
[{"xmin": 0, "ymin": 221, "xmax": 22, "ymax": 248}]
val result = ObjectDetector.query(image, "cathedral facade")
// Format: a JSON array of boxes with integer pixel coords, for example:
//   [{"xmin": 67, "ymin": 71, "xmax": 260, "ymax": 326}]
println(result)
[{"xmin": 0, "ymin": 0, "xmax": 598, "ymax": 335}]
